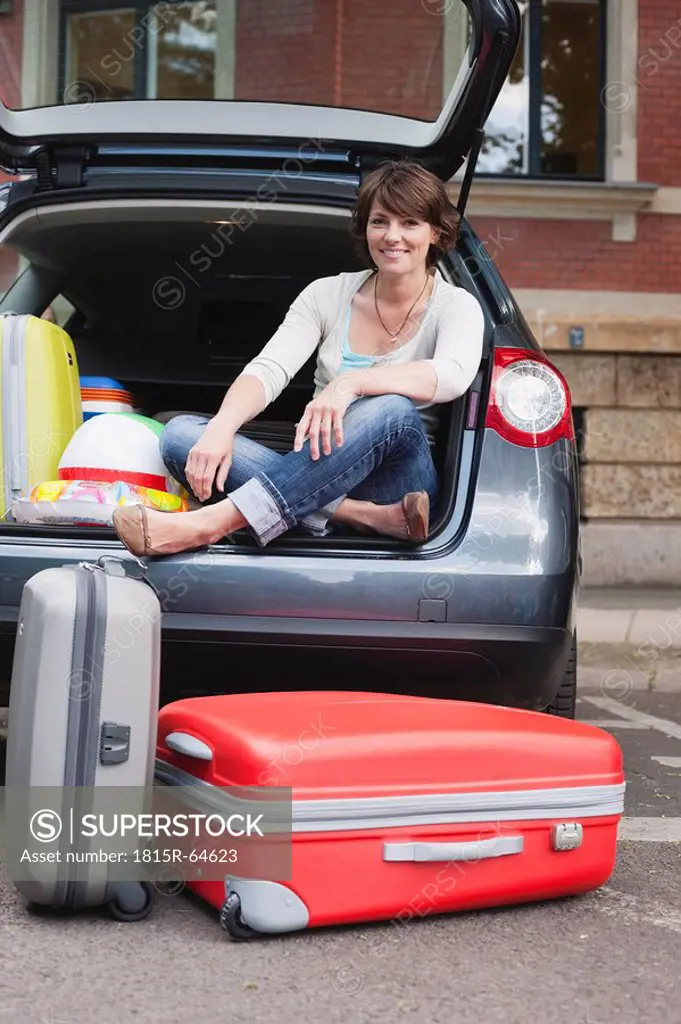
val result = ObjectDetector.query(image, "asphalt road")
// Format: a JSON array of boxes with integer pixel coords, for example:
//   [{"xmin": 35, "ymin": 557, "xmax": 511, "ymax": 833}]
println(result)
[{"xmin": 1, "ymin": 688, "xmax": 680, "ymax": 1024}]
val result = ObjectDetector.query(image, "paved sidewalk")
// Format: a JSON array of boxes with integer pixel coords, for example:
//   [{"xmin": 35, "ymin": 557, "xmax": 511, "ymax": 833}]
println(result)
[
  {"xmin": 578, "ymin": 588, "xmax": 681, "ymax": 692},
  {"xmin": 578, "ymin": 588, "xmax": 681, "ymax": 646}
]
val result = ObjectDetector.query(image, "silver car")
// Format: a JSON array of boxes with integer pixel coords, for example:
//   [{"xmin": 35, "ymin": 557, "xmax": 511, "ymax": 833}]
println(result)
[{"xmin": 0, "ymin": 0, "xmax": 580, "ymax": 717}]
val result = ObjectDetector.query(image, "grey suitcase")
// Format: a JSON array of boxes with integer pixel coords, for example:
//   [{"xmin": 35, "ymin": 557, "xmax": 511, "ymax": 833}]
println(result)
[{"xmin": 5, "ymin": 556, "xmax": 161, "ymax": 921}]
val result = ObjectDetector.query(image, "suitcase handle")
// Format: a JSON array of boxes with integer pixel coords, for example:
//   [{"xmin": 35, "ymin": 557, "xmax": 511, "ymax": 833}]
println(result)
[
  {"xmin": 164, "ymin": 731, "xmax": 214, "ymax": 761},
  {"xmin": 383, "ymin": 835, "xmax": 524, "ymax": 862},
  {"xmin": 84, "ymin": 556, "xmax": 163, "ymax": 603}
]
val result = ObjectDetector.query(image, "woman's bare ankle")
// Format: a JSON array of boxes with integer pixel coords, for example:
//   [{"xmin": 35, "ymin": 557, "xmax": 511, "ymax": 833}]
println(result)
[
  {"xmin": 333, "ymin": 498, "xmax": 378, "ymax": 529},
  {"xmin": 196, "ymin": 499, "xmax": 247, "ymax": 544},
  {"xmin": 332, "ymin": 498, "xmax": 410, "ymax": 538}
]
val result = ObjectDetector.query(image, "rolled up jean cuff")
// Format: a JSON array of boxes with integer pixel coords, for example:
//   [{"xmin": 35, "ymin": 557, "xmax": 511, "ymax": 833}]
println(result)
[
  {"xmin": 228, "ymin": 477, "xmax": 345, "ymax": 546},
  {"xmin": 301, "ymin": 495, "xmax": 344, "ymax": 537},
  {"xmin": 228, "ymin": 477, "xmax": 291, "ymax": 546}
]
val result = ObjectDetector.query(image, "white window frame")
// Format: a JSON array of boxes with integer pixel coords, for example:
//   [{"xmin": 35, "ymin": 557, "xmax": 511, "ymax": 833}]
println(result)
[
  {"xmin": 452, "ymin": 0, "xmax": 659, "ymax": 243},
  {"xmin": 146, "ymin": 0, "xmax": 235, "ymax": 101},
  {"xmin": 21, "ymin": 0, "xmax": 235, "ymax": 106}
]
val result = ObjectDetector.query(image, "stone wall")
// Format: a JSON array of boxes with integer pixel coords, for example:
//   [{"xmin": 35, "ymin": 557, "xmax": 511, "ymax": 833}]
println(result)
[{"xmin": 537, "ymin": 320, "xmax": 681, "ymax": 579}]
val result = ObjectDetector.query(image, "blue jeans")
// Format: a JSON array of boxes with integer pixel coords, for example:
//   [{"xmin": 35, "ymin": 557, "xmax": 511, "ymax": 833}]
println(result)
[{"xmin": 160, "ymin": 395, "xmax": 439, "ymax": 546}]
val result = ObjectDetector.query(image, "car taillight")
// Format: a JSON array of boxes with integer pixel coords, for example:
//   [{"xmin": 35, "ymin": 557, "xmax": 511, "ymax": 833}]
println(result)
[{"xmin": 485, "ymin": 348, "xmax": 574, "ymax": 448}]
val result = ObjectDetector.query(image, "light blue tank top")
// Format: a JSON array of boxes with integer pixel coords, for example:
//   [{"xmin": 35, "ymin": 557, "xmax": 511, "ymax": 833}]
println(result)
[{"xmin": 338, "ymin": 306, "xmax": 379, "ymax": 375}]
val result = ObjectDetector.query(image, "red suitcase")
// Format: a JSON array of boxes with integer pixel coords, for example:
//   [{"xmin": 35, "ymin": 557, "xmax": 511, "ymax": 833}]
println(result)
[{"xmin": 154, "ymin": 691, "xmax": 625, "ymax": 940}]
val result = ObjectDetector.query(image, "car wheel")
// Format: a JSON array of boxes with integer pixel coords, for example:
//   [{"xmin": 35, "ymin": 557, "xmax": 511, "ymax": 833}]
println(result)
[{"xmin": 545, "ymin": 632, "xmax": 577, "ymax": 719}]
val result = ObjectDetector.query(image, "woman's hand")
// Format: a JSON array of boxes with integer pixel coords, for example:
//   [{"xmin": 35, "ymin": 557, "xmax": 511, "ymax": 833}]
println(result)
[
  {"xmin": 185, "ymin": 423, "xmax": 235, "ymax": 502},
  {"xmin": 294, "ymin": 375, "xmax": 360, "ymax": 459}
]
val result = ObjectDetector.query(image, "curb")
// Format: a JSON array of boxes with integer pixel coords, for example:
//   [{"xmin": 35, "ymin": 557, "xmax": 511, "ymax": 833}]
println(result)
[
  {"xmin": 577, "ymin": 605, "xmax": 681, "ymax": 647},
  {"xmin": 578, "ymin": 641, "xmax": 681, "ymax": 693}
]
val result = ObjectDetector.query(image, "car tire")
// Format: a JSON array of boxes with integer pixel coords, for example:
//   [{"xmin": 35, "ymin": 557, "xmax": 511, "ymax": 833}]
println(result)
[{"xmin": 545, "ymin": 632, "xmax": 577, "ymax": 719}]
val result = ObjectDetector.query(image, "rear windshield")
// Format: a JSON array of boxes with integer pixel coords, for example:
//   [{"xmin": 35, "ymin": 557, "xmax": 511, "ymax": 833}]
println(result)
[{"xmin": 0, "ymin": 0, "xmax": 472, "ymax": 122}]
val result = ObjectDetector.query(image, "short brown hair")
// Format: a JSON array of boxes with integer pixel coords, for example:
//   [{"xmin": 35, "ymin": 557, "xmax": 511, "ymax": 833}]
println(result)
[{"xmin": 348, "ymin": 159, "xmax": 461, "ymax": 269}]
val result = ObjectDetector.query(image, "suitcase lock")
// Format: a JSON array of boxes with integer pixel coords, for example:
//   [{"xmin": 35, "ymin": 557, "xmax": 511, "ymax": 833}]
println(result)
[
  {"xmin": 551, "ymin": 823, "xmax": 583, "ymax": 851},
  {"xmin": 100, "ymin": 722, "xmax": 131, "ymax": 765}
]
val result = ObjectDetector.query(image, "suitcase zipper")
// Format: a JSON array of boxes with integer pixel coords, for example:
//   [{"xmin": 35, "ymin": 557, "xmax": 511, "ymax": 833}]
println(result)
[
  {"xmin": 154, "ymin": 758, "xmax": 626, "ymax": 830},
  {"xmin": 1, "ymin": 314, "xmax": 29, "ymax": 512},
  {"xmin": 60, "ymin": 564, "xmax": 107, "ymax": 911},
  {"xmin": 75, "ymin": 566, "xmax": 106, "ymax": 787}
]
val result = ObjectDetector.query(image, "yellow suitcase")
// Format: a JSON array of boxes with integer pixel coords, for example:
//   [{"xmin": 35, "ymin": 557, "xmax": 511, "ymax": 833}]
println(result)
[{"xmin": 0, "ymin": 314, "xmax": 82, "ymax": 520}]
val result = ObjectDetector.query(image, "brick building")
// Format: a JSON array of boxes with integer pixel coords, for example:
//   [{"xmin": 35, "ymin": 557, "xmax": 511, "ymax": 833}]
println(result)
[{"xmin": 0, "ymin": 0, "xmax": 679, "ymax": 584}]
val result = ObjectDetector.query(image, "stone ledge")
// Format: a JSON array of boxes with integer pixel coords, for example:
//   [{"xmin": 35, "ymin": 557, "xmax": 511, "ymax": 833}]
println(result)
[
  {"xmin": 449, "ymin": 178, "xmax": 659, "ymax": 242},
  {"xmin": 529, "ymin": 315, "xmax": 681, "ymax": 354},
  {"xmin": 515, "ymin": 289, "xmax": 681, "ymax": 320}
]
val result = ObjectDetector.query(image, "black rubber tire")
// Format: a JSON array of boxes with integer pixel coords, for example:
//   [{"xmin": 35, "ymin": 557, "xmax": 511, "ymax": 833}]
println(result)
[
  {"xmin": 109, "ymin": 881, "xmax": 155, "ymax": 923},
  {"xmin": 220, "ymin": 892, "xmax": 258, "ymax": 941},
  {"xmin": 545, "ymin": 632, "xmax": 577, "ymax": 719}
]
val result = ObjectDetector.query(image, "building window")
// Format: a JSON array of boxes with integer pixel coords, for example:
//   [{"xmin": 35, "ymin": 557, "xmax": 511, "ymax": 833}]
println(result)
[
  {"xmin": 477, "ymin": 0, "xmax": 607, "ymax": 179},
  {"xmin": 60, "ymin": 1, "xmax": 217, "ymax": 103},
  {"xmin": 56, "ymin": 0, "xmax": 606, "ymax": 180}
]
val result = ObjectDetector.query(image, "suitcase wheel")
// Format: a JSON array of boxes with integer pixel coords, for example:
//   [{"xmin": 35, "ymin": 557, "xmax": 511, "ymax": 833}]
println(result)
[
  {"xmin": 220, "ymin": 893, "xmax": 258, "ymax": 941},
  {"xmin": 25, "ymin": 901, "xmax": 63, "ymax": 917},
  {"xmin": 108, "ymin": 881, "xmax": 155, "ymax": 923}
]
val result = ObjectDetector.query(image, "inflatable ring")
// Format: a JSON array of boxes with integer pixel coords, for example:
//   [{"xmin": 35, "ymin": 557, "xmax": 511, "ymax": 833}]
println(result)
[{"xmin": 11, "ymin": 479, "xmax": 188, "ymax": 526}]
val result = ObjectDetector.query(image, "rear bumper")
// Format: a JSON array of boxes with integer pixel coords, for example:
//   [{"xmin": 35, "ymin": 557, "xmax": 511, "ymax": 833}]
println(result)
[
  {"xmin": 156, "ymin": 614, "xmax": 573, "ymax": 711},
  {"xmin": 0, "ymin": 612, "xmax": 572, "ymax": 712}
]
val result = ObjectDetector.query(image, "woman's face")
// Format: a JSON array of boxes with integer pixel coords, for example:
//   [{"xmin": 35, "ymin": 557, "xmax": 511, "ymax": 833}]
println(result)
[{"xmin": 366, "ymin": 200, "xmax": 439, "ymax": 277}]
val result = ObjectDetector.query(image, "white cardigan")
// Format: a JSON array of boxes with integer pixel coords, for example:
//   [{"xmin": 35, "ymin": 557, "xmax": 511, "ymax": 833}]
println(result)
[{"xmin": 239, "ymin": 268, "xmax": 485, "ymax": 436}]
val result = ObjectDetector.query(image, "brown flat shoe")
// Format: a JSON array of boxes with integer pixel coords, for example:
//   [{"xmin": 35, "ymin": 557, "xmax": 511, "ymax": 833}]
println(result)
[
  {"xmin": 112, "ymin": 505, "xmax": 150, "ymax": 557},
  {"xmin": 352, "ymin": 492, "xmax": 431, "ymax": 542},
  {"xmin": 402, "ymin": 491, "xmax": 430, "ymax": 542},
  {"xmin": 112, "ymin": 504, "xmax": 212, "ymax": 558}
]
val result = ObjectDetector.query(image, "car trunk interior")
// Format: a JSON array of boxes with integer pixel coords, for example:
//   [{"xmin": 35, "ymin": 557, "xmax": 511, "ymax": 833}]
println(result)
[{"xmin": 1, "ymin": 199, "xmax": 473, "ymax": 548}]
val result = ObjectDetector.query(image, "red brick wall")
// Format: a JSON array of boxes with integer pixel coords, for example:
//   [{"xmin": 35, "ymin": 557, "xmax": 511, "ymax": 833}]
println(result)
[
  {"xmin": 235, "ymin": 0, "xmax": 337, "ymax": 105},
  {"xmin": 0, "ymin": 0, "xmax": 24, "ymax": 110},
  {"xmin": 468, "ymin": 213, "xmax": 681, "ymax": 294},
  {"xmin": 637, "ymin": 0, "xmax": 681, "ymax": 187},
  {"xmin": 235, "ymin": 0, "xmax": 442, "ymax": 117},
  {"xmin": 0, "ymin": 0, "xmax": 24, "ymax": 190},
  {"xmin": 340, "ymin": 0, "xmax": 442, "ymax": 120}
]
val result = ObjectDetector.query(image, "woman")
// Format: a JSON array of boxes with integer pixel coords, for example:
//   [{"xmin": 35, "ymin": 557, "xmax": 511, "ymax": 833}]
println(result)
[{"xmin": 113, "ymin": 159, "xmax": 485, "ymax": 556}]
